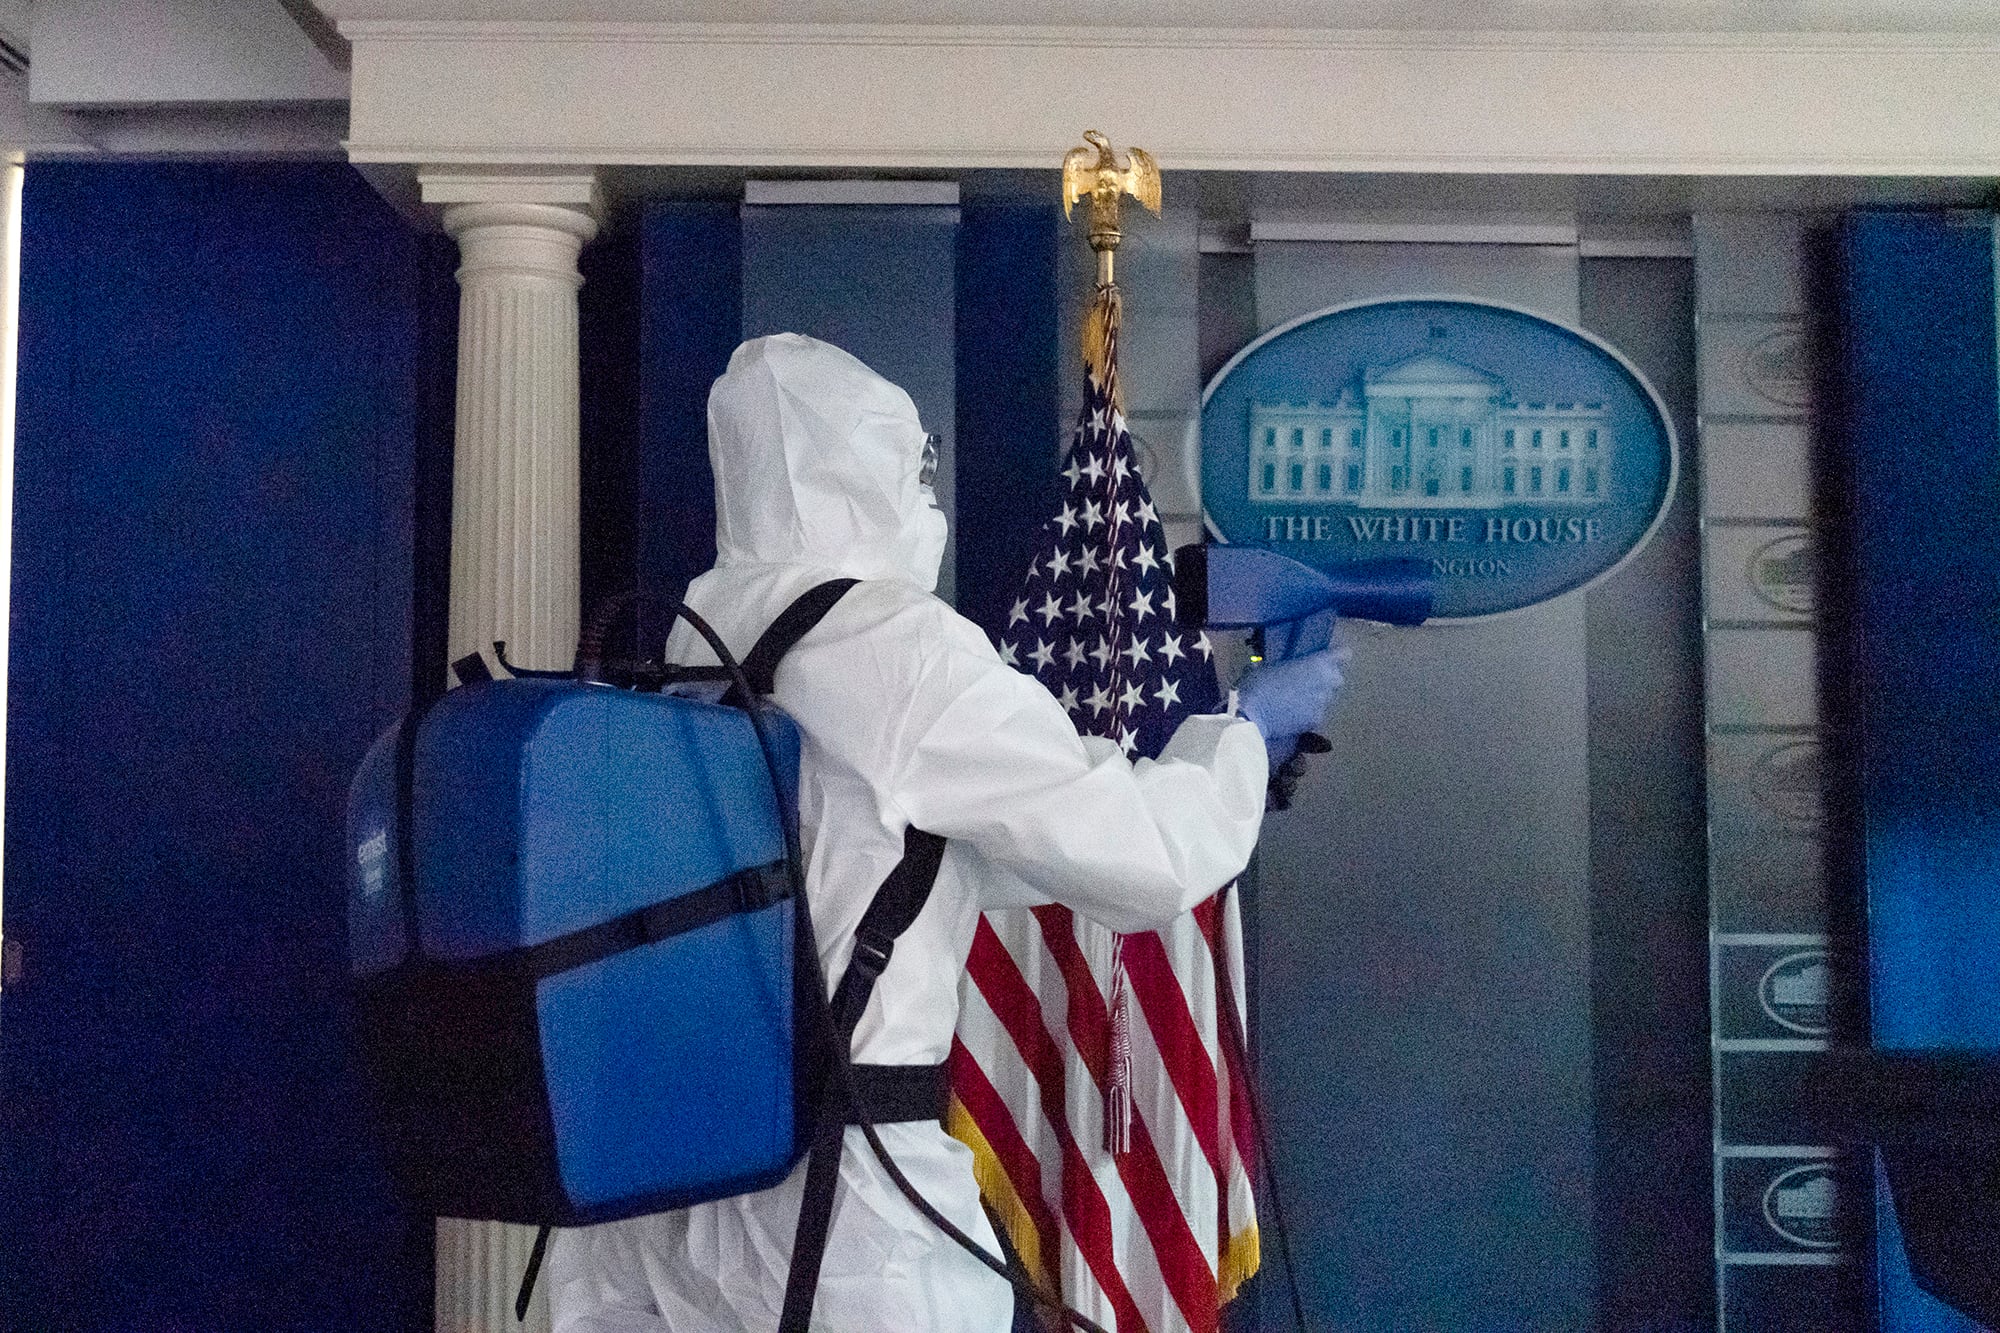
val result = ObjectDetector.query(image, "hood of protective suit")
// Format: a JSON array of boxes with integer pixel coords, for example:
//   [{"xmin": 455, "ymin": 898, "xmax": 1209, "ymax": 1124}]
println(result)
[{"xmin": 708, "ymin": 333, "xmax": 948, "ymax": 591}]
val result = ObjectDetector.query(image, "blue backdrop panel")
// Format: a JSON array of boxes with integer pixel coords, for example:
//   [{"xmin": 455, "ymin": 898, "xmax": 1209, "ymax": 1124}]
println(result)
[
  {"xmin": 0, "ymin": 162, "xmax": 443, "ymax": 1331},
  {"xmin": 1840, "ymin": 210, "xmax": 2000, "ymax": 1332},
  {"xmin": 635, "ymin": 201, "xmax": 1059, "ymax": 635},
  {"xmin": 955, "ymin": 204, "xmax": 1062, "ymax": 639},
  {"xmin": 741, "ymin": 201, "xmax": 959, "ymax": 599},
  {"xmin": 1838, "ymin": 211, "xmax": 2000, "ymax": 1053},
  {"xmin": 581, "ymin": 222, "xmax": 644, "ymax": 619},
  {"xmin": 638, "ymin": 202, "xmax": 740, "ymax": 604}
]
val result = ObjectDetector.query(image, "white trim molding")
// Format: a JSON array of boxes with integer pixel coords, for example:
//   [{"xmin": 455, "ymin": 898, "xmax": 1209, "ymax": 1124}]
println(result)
[
  {"xmin": 326, "ymin": 18, "xmax": 2000, "ymax": 175},
  {"xmin": 419, "ymin": 166, "xmax": 603, "ymax": 209},
  {"xmin": 1250, "ymin": 219, "xmax": 1579, "ymax": 246},
  {"xmin": 1577, "ymin": 222, "xmax": 1697, "ymax": 259},
  {"xmin": 743, "ymin": 178, "xmax": 960, "ymax": 205}
]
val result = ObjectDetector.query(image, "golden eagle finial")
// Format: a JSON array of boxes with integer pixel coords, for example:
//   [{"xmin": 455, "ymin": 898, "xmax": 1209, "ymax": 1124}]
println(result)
[{"xmin": 1061, "ymin": 130, "xmax": 1161, "ymax": 287}]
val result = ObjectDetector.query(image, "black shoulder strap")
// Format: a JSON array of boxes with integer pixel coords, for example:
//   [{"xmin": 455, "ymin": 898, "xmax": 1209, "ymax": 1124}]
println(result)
[
  {"xmin": 829, "ymin": 828, "xmax": 948, "ymax": 1036},
  {"xmin": 736, "ymin": 578, "xmax": 862, "ymax": 698},
  {"xmin": 516, "ymin": 1225, "xmax": 552, "ymax": 1322},
  {"xmin": 778, "ymin": 827, "xmax": 947, "ymax": 1332}
]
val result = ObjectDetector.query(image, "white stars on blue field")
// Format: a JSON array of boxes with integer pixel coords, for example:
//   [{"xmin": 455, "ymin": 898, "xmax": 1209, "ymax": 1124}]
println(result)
[{"xmin": 996, "ymin": 351, "xmax": 1218, "ymax": 758}]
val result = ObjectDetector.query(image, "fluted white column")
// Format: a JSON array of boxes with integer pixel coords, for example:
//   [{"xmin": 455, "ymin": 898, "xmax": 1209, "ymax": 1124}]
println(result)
[
  {"xmin": 424, "ymin": 172, "xmax": 599, "ymax": 1333},
  {"xmin": 442, "ymin": 199, "xmax": 597, "ymax": 675},
  {"xmin": 436, "ymin": 1218, "xmax": 550, "ymax": 1333}
]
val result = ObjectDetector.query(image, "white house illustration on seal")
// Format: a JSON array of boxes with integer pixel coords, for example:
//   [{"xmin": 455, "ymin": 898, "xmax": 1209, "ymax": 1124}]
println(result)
[
  {"xmin": 1247, "ymin": 350, "xmax": 1614, "ymax": 509},
  {"xmin": 1773, "ymin": 1174, "xmax": 1836, "ymax": 1223},
  {"xmin": 1771, "ymin": 961, "xmax": 1829, "ymax": 1009}
]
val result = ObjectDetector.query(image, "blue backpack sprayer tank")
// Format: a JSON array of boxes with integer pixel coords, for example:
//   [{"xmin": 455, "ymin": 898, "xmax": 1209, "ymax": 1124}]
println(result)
[{"xmin": 348, "ymin": 588, "xmax": 1118, "ymax": 1331}]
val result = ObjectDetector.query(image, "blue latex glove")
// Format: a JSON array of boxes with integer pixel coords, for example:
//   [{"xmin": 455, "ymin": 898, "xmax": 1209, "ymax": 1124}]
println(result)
[{"xmin": 1235, "ymin": 646, "xmax": 1348, "ymax": 773}]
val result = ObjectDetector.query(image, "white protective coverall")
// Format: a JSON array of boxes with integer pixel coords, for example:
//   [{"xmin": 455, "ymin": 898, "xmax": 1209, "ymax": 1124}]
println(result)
[{"xmin": 546, "ymin": 333, "xmax": 1269, "ymax": 1332}]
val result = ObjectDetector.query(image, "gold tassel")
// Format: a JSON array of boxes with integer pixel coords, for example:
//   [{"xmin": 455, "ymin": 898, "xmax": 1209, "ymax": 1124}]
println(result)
[
  {"xmin": 1103, "ymin": 933, "xmax": 1133, "ymax": 1156},
  {"xmin": 1217, "ymin": 1223, "xmax": 1263, "ymax": 1304},
  {"xmin": 1082, "ymin": 282, "xmax": 1123, "ymax": 411}
]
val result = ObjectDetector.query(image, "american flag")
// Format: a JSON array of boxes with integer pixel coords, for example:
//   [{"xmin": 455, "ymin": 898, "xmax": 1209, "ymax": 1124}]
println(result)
[{"xmin": 947, "ymin": 290, "xmax": 1261, "ymax": 1332}]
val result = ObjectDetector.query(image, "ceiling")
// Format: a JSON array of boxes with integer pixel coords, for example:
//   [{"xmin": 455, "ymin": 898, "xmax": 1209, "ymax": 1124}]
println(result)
[{"xmin": 315, "ymin": 0, "xmax": 2000, "ymax": 35}]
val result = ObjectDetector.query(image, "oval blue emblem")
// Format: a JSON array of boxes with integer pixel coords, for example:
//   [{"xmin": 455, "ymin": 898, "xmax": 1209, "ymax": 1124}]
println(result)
[
  {"xmin": 1761, "ymin": 1162, "xmax": 1842, "ymax": 1249},
  {"xmin": 1201, "ymin": 298, "xmax": 1678, "ymax": 619}
]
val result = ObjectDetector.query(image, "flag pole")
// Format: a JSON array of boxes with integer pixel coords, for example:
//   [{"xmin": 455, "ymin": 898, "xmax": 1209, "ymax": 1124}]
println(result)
[
  {"xmin": 950, "ymin": 131, "xmax": 1284, "ymax": 1333},
  {"xmin": 1055, "ymin": 131, "xmax": 1308, "ymax": 1329},
  {"xmin": 1059, "ymin": 130, "xmax": 1166, "ymax": 1159}
]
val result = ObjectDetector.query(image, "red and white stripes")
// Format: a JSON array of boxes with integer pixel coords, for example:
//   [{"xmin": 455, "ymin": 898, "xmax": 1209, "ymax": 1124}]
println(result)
[{"xmin": 949, "ymin": 892, "xmax": 1259, "ymax": 1333}]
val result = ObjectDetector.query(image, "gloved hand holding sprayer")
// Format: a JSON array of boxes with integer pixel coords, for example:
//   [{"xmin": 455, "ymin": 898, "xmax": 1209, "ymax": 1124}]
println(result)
[
  {"xmin": 1173, "ymin": 542, "xmax": 1435, "ymax": 809},
  {"xmin": 1236, "ymin": 641, "xmax": 1350, "ymax": 807}
]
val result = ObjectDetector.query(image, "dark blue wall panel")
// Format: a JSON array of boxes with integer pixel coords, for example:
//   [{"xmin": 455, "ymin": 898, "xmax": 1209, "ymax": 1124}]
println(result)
[
  {"xmin": 1840, "ymin": 210, "xmax": 2000, "ymax": 1333},
  {"xmin": 0, "ymin": 162, "xmax": 443, "ymax": 1332},
  {"xmin": 955, "ymin": 205, "xmax": 1061, "ymax": 639},
  {"xmin": 955, "ymin": 207, "xmax": 1060, "ymax": 1333},
  {"xmin": 1874, "ymin": 1155, "xmax": 1988, "ymax": 1333},
  {"xmin": 1838, "ymin": 212, "xmax": 2000, "ymax": 1054},
  {"xmin": 581, "ymin": 220, "xmax": 643, "ymax": 619},
  {"xmin": 638, "ymin": 202, "xmax": 740, "ymax": 606},
  {"xmin": 413, "ymin": 233, "xmax": 459, "ymax": 702}
]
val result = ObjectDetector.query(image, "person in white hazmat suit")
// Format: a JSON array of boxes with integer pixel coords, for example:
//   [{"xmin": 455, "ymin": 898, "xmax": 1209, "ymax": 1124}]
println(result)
[{"xmin": 546, "ymin": 333, "xmax": 1344, "ymax": 1332}]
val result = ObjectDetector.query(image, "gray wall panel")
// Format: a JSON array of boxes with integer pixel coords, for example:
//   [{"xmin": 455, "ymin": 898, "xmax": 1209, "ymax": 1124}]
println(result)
[
  {"xmin": 1248, "ymin": 239, "xmax": 1595, "ymax": 1331},
  {"xmin": 1700, "ymin": 422, "xmax": 1816, "ymax": 521},
  {"xmin": 1693, "ymin": 213, "xmax": 1863, "ymax": 1327},
  {"xmin": 1578, "ymin": 255, "xmax": 1715, "ymax": 1333}
]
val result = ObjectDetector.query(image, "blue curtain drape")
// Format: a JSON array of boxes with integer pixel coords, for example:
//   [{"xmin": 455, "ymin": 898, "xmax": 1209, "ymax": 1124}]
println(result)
[
  {"xmin": 1839, "ymin": 209, "xmax": 2000, "ymax": 1333},
  {"xmin": 0, "ymin": 161, "xmax": 450, "ymax": 1332}
]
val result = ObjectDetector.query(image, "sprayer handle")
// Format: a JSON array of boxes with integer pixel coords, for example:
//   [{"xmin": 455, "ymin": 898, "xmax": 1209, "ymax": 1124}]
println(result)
[{"xmin": 1263, "ymin": 608, "xmax": 1337, "ymax": 662}]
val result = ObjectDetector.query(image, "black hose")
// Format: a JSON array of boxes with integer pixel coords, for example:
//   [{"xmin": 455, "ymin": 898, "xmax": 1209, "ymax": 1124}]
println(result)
[{"xmin": 1215, "ymin": 881, "xmax": 1308, "ymax": 1332}]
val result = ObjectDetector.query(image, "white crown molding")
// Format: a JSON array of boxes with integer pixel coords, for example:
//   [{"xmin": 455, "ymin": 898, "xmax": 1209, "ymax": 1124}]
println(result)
[
  {"xmin": 418, "ymin": 166, "xmax": 602, "ymax": 209},
  {"xmin": 331, "ymin": 20, "xmax": 2000, "ymax": 53},
  {"xmin": 1251, "ymin": 220, "xmax": 1580, "ymax": 246},
  {"xmin": 350, "ymin": 147, "xmax": 2000, "ymax": 176},
  {"xmin": 314, "ymin": 0, "xmax": 2000, "ymax": 37},
  {"xmin": 743, "ymin": 178, "xmax": 959, "ymax": 205},
  {"xmin": 336, "ymin": 20, "xmax": 2000, "ymax": 175}
]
